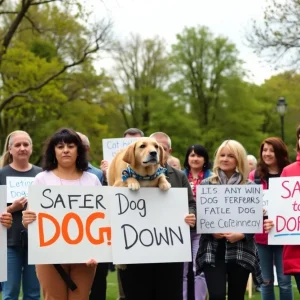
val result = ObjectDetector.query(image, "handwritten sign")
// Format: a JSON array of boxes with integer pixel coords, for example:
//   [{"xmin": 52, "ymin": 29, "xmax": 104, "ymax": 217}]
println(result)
[
  {"xmin": 28, "ymin": 186, "xmax": 112, "ymax": 264},
  {"xmin": 110, "ymin": 187, "xmax": 192, "ymax": 264},
  {"xmin": 268, "ymin": 177, "xmax": 300, "ymax": 244},
  {"xmin": 6, "ymin": 176, "xmax": 34, "ymax": 203},
  {"xmin": 196, "ymin": 185, "xmax": 263, "ymax": 233},
  {"xmin": 102, "ymin": 138, "xmax": 139, "ymax": 163},
  {"xmin": 0, "ymin": 186, "xmax": 7, "ymax": 282}
]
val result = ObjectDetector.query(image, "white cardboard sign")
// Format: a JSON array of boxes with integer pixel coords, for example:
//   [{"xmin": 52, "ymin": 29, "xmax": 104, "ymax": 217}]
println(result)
[
  {"xmin": 0, "ymin": 186, "xmax": 7, "ymax": 281},
  {"xmin": 110, "ymin": 187, "xmax": 192, "ymax": 264},
  {"xmin": 196, "ymin": 184, "xmax": 263, "ymax": 233},
  {"xmin": 102, "ymin": 138, "xmax": 139, "ymax": 163},
  {"xmin": 6, "ymin": 176, "xmax": 34, "ymax": 203},
  {"xmin": 268, "ymin": 177, "xmax": 300, "ymax": 245},
  {"xmin": 28, "ymin": 185, "xmax": 112, "ymax": 264}
]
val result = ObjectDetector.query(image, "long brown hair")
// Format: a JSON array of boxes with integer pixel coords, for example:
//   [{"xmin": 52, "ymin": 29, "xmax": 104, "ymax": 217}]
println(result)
[{"xmin": 256, "ymin": 137, "xmax": 290, "ymax": 179}]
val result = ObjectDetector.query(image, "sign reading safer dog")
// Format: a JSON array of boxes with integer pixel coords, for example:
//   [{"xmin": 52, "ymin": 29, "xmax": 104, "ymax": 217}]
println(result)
[
  {"xmin": 0, "ymin": 186, "xmax": 7, "ymax": 282},
  {"xmin": 27, "ymin": 185, "xmax": 112, "ymax": 264},
  {"xmin": 197, "ymin": 185, "xmax": 263, "ymax": 234},
  {"xmin": 110, "ymin": 187, "xmax": 192, "ymax": 264}
]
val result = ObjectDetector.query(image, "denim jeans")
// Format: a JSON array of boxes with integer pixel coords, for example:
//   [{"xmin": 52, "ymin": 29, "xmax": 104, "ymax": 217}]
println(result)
[
  {"xmin": 257, "ymin": 244, "xmax": 293, "ymax": 300},
  {"xmin": 1, "ymin": 246, "xmax": 40, "ymax": 300}
]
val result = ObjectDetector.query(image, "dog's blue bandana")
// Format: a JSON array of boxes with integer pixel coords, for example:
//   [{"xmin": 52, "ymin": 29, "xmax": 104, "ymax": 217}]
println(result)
[{"xmin": 122, "ymin": 166, "xmax": 167, "ymax": 182}]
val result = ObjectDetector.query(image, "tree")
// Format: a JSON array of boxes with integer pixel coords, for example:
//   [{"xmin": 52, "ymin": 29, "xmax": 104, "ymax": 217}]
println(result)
[
  {"xmin": 254, "ymin": 72, "xmax": 300, "ymax": 160},
  {"xmin": 112, "ymin": 34, "xmax": 170, "ymax": 134},
  {"xmin": 0, "ymin": 0, "xmax": 112, "ymax": 148},
  {"xmin": 170, "ymin": 26, "xmax": 263, "ymax": 154},
  {"xmin": 247, "ymin": 0, "xmax": 300, "ymax": 67}
]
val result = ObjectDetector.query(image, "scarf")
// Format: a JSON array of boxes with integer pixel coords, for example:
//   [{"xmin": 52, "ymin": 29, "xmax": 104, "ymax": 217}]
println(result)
[{"xmin": 217, "ymin": 169, "xmax": 242, "ymax": 185}]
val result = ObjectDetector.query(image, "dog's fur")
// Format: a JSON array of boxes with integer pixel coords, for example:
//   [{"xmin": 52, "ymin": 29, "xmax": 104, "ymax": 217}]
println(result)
[{"xmin": 107, "ymin": 137, "xmax": 171, "ymax": 191}]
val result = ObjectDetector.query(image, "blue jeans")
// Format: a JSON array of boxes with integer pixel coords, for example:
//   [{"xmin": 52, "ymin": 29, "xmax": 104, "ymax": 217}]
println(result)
[
  {"xmin": 1, "ymin": 246, "xmax": 40, "ymax": 300},
  {"xmin": 257, "ymin": 244, "xmax": 293, "ymax": 300}
]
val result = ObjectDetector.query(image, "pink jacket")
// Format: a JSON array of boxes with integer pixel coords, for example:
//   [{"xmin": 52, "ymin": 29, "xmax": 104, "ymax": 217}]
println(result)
[{"xmin": 249, "ymin": 170, "xmax": 268, "ymax": 244}]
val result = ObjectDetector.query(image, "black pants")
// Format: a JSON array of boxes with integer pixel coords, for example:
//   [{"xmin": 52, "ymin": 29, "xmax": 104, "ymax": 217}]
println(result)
[
  {"xmin": 89, "ymin": 263, "xmax": 109, "ymax": 300},
  {"xmin": 120, "ymin": 263, "xmax": 183, "ymax": 300},
  {"xmin": 203, "ymin": 261, "xmax": 250, "ymax": 300}
]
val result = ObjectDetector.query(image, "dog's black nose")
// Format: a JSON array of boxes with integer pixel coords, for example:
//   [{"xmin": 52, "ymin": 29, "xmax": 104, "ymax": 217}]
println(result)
[{"xmin": 149, "ymin": 151, "xmax": 157, "ymax": 157}]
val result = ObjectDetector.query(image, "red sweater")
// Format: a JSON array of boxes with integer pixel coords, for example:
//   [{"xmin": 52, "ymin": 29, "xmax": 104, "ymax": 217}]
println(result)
[
  {"xmin": 281, "ymin": 153, "xmax": 300, "ymax": 275},
  {"xmin": 249, "ymin": 170, "xmax": 268, "ymax": 244}
]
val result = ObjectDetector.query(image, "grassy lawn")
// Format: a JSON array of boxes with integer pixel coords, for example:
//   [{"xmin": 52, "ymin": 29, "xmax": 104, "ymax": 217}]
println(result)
[{"xmin": 0, "ymin": 272, "xmax": 298, "ymax": 299}]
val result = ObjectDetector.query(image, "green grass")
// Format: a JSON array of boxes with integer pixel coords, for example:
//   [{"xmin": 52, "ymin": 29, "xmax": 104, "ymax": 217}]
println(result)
[{"xmin": 0, "ymin": 272, "xmax": 298, "ymax": 299}]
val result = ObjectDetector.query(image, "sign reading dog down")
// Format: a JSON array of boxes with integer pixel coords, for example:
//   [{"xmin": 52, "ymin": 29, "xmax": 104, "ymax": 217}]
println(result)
[
  {"xmin": 196, "ymin": 185, "xmax": 263, "ymax": 233},
  {"xmin": 28, "ymin": 186, "xmax": 112, "ymax": 264},
  {"xmin": 0, "ymin": 186, "xmax": 7, "ymax": 282},
  {"xmin": 110, "ymin": 187, "xmax": 192, "ymax": 264}
]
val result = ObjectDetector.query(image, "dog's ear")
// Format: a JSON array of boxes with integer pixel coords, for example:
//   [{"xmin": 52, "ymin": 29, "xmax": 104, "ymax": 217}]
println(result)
[
  {"xmin": 158, "ymin": 144, "xmax": 166, "ymax": 166},
  {"xmin": 123, "ymin": 142, "xmax": 136, "ymax": 167}
]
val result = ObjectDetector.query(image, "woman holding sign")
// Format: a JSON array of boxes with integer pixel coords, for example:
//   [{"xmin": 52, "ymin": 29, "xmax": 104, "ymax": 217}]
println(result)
[
  {"xmin": 183, "ymin": 144, "xmax": 211, "ymax": 300},
  {"xmin": 249, "ymin": 137, "xmax": 292, "ymax": 300},
  {"xmin": 196, "ymin": 140, "xmax": 263, "ymax": 300},
  {"xmin": 264, "ymin": 125, "xmax": 300, "ymax": 293},
  {"xmin": 0, "ymin": 130, "xmax": 42, "ymax": 300},
  {"xmin": 22, "ymin": 128, "xmax": 99, "ymax": 300}
]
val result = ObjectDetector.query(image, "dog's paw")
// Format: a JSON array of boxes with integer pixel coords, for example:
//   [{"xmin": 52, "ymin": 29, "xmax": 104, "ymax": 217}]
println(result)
[
  {"xmin": 127, "ymin": 179, "xmax": 140, "ymax": 190},
  {"xmin": 159, "ymin": 181, "xmax": 171, "ymax": 191}
]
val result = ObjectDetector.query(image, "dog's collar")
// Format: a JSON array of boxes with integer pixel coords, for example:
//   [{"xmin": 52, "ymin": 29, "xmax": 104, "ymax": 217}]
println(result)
[{"xmin": 121, "ymin": 165, "xmax": 167, "ymax": 182}]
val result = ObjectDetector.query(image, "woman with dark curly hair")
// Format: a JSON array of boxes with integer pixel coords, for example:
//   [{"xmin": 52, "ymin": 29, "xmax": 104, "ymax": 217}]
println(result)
[
  {"xmin": 22, "ymin": 128, "xmax": 100, "ymax": 300},
  {"xmin": 249, "ymin": 137, "xmax": 292, "ymax": 300}
]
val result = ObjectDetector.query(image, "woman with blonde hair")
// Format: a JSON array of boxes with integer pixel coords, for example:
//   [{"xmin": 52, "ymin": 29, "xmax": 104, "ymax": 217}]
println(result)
[
  {"xmin": 0, "ymin": 130, "xmax": 41, "ymax": 300},
  {"xmin": 196, "ymin": 140, "xmax": 263, "ymax": 300}
]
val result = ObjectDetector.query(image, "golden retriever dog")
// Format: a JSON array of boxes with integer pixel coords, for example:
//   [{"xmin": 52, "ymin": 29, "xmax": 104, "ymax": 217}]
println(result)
[{"xmin": 107, "ymin": 137, "xmax": 171, "ymax": 191}]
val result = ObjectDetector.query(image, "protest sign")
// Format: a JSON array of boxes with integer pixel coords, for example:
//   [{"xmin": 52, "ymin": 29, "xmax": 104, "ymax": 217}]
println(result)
[
  {"xmin": 110, "ymin": 187, "xmax": 192, "ymax": 264},
  {"xmin": 0, "ymin": 186, "xmax": 7, "ymax": 281},
  {"xmin": 196, "ymin": 184, "xmax": 263, "ymax": 233},
  {"xmin": 28, "ymin": 185, "xmax": 112, "ymax": 264},
  {"xmin": 102, "ymin": 137, "xmax": 139, "ymax": 163},
  {"xmin": 268, "ymin": 177, "xmax": 300, "ymax": 244},
  {"xmin": 6, "ymin": 176, "xmax": 34, "ymax": 203}
]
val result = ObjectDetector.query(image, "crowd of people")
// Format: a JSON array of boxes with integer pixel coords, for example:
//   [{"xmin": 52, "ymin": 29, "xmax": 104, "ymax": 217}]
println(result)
[{"xmin": 1, "ymin": 125, "xmax": 300, "ymax": 300}]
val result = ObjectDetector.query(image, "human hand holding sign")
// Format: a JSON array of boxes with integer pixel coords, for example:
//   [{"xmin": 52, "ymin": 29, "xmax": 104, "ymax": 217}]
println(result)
[
  {"xmin": 264, "ymin": 219, "xmax": 274, "ymax": 233},
  {"xmin": 8, "ymin": 197, "xmax": 27, "ymax": 213},
  {"xmin": 184, "ymin": 214, "xmax": 196, "ymax": 227},
  {"xmin": 22, "ymin": 210, "xmax": 36, "ymax": 228},
  {"xmin": 0, "ymin": 212, "xmax": 13, "ymax": 228}
]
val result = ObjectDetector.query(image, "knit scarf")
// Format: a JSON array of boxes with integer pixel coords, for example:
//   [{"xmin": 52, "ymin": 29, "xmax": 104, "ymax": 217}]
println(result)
[{"xmin": 217, "ymin": 169, "xmax": 242, "ymax": 185}]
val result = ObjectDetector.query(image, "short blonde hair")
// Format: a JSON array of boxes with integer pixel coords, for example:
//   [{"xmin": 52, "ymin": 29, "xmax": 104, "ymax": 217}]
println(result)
[{"xmin": 210, "ymin": 140, "xmax": 249, "ymax": 184}]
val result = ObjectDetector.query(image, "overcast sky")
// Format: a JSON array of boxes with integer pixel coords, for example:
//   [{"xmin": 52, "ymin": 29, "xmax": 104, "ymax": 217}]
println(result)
[{"xmin": 91, "ymin": 0, "xmax": 279, "ymax": 84}]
